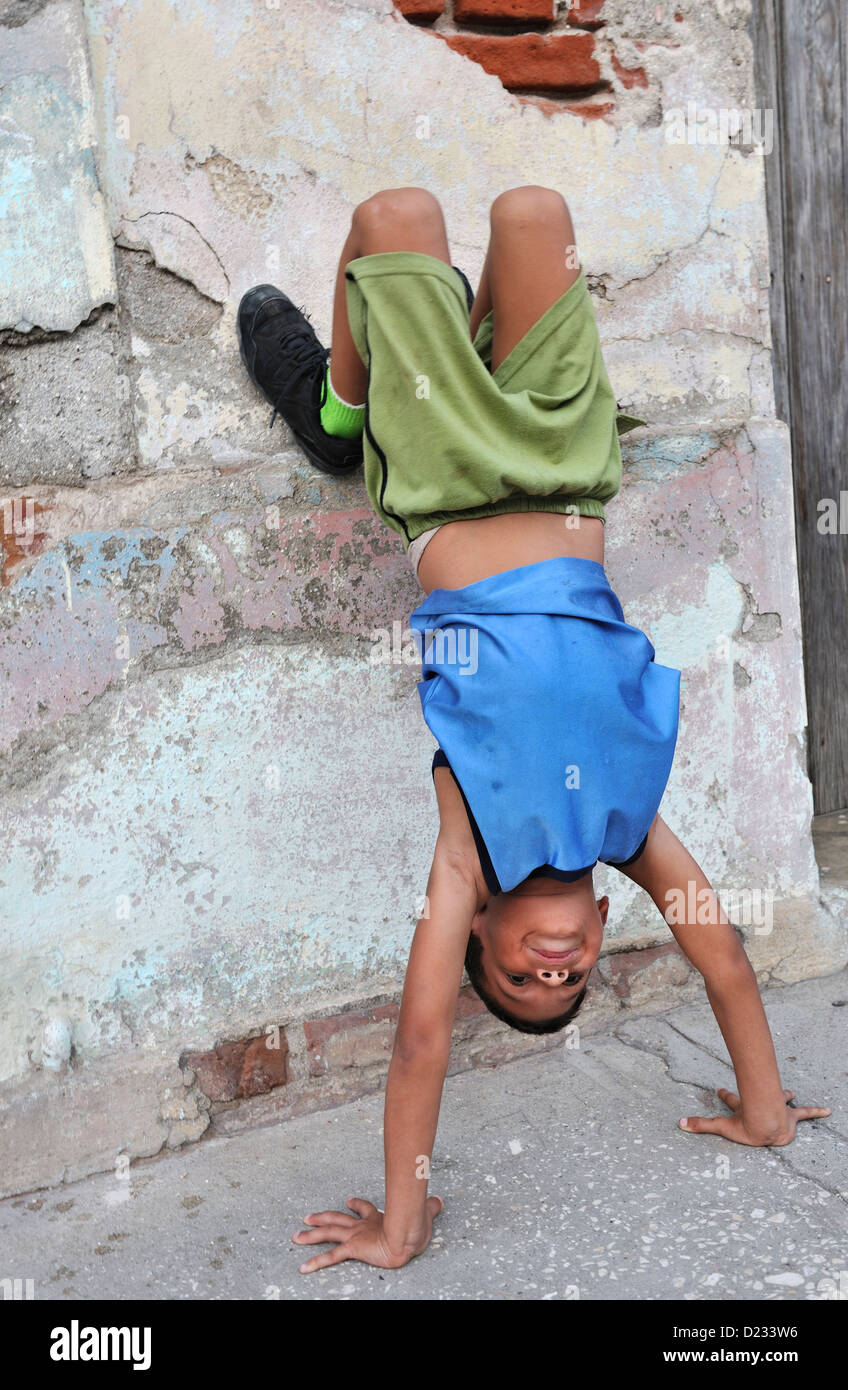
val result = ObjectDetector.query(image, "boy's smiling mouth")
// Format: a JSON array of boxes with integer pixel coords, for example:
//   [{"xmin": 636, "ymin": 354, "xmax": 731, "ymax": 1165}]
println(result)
[{"xmin": 529, "ymin": 946, "xmax": 579, "ymax": 962}]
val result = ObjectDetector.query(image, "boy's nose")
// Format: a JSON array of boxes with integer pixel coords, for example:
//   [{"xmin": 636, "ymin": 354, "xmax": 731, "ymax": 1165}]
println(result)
[{"xmin": 535, "ymin": 968, "xmax": 569, "ymax": 986}]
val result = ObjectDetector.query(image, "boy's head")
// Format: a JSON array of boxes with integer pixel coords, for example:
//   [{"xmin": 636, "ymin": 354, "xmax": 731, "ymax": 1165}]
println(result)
[{"xmin": 464, "ymin": 874, "xmax": 607, "ymax": 1034}]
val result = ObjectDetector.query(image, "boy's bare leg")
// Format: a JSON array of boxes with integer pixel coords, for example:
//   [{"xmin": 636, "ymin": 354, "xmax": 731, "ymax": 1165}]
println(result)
[
  {"xmin": 468, "ymin": 185, "xmax": 581, "ymax": 371},
  {"xmin": 467, "ymin": 244, "xmax": 492, "ymax": 343},
  {"xmin": 327, "ymin": 187, "xmax": 452, "ymax": 404}
]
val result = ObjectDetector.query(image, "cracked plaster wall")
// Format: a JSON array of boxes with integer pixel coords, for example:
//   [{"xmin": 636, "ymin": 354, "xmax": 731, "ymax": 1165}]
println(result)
[{"xmin": 0, "ymin": 0, "xmax": 844, "ymax": 1188}]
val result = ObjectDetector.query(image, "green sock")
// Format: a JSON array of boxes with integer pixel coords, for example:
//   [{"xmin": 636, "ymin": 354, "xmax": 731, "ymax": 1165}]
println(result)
[{"xmin": 320, "ymin": 365, "xmax": 365, "ymax": 439}]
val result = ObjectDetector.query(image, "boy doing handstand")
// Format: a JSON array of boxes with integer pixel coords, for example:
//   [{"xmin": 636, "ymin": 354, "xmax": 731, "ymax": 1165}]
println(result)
[{"xmin": 237, "ymin": 186, "xmax": 831, "ymax": 1274}]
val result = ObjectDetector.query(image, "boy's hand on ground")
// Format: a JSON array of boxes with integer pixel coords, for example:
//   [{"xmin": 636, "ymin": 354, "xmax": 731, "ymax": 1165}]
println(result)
[
  {"xmin": 293, "ymin": 1195, "xmax": 443, "ymax": 1273},
  {"xmin": 679, "ymin": 1088, "xmax": 832, "ymax": 1147}
]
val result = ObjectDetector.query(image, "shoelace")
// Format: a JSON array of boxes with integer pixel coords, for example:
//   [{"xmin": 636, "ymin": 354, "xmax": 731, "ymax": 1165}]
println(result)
[{"xmin": 268, "ymin": 314, "xmax": 330, "ymax": 430}]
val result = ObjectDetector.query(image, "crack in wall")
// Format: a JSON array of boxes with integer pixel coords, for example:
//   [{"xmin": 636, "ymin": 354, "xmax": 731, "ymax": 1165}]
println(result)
[
  {"xmin": 0, "ymin": 301, "xmax": 117, "ymax": 348},
  {"xmin": 605, "ymin": 328, "xmax": 764, "ymax": 355},
  {"xmin": 118, "ymin": 211, "xmax": 231, "ymax": 302},
  {"xmin": 603, "ymin": 162, "xmax": 758, "ymax": 305},
  {"xmin": 115, "ymin": 244, "xmax": 225, "ymax": 323}
]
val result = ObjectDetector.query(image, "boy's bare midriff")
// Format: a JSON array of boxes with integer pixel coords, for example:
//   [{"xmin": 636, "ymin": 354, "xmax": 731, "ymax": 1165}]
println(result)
[{"xmin": 416, "ymin": 510, "xmax": 605, "ymax": 595}]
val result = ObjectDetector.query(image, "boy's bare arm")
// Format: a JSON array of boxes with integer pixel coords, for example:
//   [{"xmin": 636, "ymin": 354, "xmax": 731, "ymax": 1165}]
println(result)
[
  {"xmin": 295, "ymin": 799, "xmax": 482, "ymax": 1272},
  {"xmin": 619, "ymin": 816, "xmax": 831, "ymax": 1145},
  {"xmin": 382, "ymin": 841, "xmax": 480, "ymax": 1248}
]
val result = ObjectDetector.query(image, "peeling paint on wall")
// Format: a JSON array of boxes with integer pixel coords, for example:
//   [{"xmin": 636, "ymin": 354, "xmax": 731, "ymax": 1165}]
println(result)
[
  {"xmin": 0, "ymin": 1, "xmax": 116, "ymax": 331},
  {"xmin": 0, "ymin": 0, "xmax": 836, "ymax": 1192}
]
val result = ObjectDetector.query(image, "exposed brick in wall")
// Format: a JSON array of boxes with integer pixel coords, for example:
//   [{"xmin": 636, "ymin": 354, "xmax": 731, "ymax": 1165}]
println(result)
[
  {"xmin": 184, "ymin": 1031, "xmax": 290, "ymax": 1102},
  {"xmin": 567, "ymin": 0, "xmax": 607, "ymax": 25},
  {"xmin": 453, "ymin": 0, "xmax": 556, "ymax": 23},
  {"xmin": 611, "ymin": 51, "xmax": 649, "ymax": 90},
  {"xmin": 394, "ymin": 0, "xmax": 686, "ymax": 119},
  {"xmin": 397, "ymin": 0, "xmax": 444, "ymax": 20},
  {"xmin": 597, "ymin": 942, "xmax": 694, "ymax": 1004},
  {"xmin": 439, "ymin": 32, "xmax": 600, "ymax": 94},
  {"xmin": 184, "ymin": 946, "xmax": 698, "ymax": 1134},
  {"xmin": 304, "ymin": 1001, "xmax": 400, "ymax": 1076}
]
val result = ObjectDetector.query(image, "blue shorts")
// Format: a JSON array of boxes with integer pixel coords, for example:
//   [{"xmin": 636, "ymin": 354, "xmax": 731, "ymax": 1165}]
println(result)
[{"xmin": 409, "ymin": 556, "xmax": 680, "ymax": 894}]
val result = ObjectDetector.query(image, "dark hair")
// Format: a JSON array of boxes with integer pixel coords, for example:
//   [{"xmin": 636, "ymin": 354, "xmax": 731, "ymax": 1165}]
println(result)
[{"xmin": 464, "ymin": 932, "xmax": 587, "ymax": 1035}]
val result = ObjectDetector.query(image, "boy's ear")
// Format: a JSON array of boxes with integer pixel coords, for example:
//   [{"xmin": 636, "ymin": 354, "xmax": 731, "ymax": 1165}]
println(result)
[{"xmin": 597, "ymin": 894, "xmax": 610, "ymax": 926}]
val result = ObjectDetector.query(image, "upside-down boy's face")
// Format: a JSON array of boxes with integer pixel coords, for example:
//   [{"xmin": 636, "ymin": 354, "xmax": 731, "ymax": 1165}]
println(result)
[{"xmin": 470, "ymin": 878, "xmax": 608, "ymax": 1026}]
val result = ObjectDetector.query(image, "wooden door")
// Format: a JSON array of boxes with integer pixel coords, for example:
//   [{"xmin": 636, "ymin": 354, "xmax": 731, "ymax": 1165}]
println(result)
[{"xmin": 751, "ymin": 0, "xmax": 848, "ymax": 813}]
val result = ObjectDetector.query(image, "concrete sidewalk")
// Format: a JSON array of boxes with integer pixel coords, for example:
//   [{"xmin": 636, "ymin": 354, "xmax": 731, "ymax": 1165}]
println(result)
[{"xmin": 2, "ymin": 971, "xmax": 846, "ymax": 1302}]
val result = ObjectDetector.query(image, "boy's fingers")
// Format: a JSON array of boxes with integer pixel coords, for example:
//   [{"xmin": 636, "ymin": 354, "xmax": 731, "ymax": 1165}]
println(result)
[
  {"xmin": 293, "ymin": 1225, "xmax": 355, "ymax": 1246},
  {"xmin": 716, "ymin": 1088, "xmax": 740, "ymax": 1111},
  {"xmin": 302, "ymin": 1210, "xmax": 358, "ymax": 1227},
  {"xmin": 796, "ymin": 1106, "xmax": 832, "ymax": 1121},
  {"xmin": 427, "ymin": 1195, "xmax": 444, "ymax": 1219},
  {"xmin": 299, "ymin": 1245, "xmax": 351, "ymax": 1275},
  {"xmin": 782, "ymin": 1089, "xmax": 796, "ymax": 1103},
  {"xmin": 679, "ymin": 1115, "xmax": 735, "ymax": 1139},
  {"xmin": 347, "ymin": 1197, "xmax": 379, "ymax": 1218}
]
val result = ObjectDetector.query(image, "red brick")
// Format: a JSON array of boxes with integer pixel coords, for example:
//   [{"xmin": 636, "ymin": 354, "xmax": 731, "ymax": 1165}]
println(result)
[
  {"xmin": 304, "ymin": 1003, "xmax": 399, "ymax": 1077},
  {"xmin": 604, "ymin": 943, "xmax": 689, "ymax": 1000},
  {"xmin": 564, "ymin": 99, "xmax": 615, "ymax": 119},
  {"xmin": 526, "ymin": 96, "xmax": 615, "ymax": 119},
  {"xmin": 186, "ymin": 1031, "xmax": 289, "ymax": 1102},
  {"xmin": 440, "ymin": 32, "xmax": 600, "ymax": 92},
  {"xmin": 611, "ymin": 52, "xmax": 649, "ymax": 89},
  {"xmin": 566, "ymin": 0, "xmax": 607, "ymax": 27},
  {"xmin": 454, "ymin": 0, "xmax": 555, "ymax": 24},
  {"xmin": 395, "ymin": 0, "xmax": 444, "ymax": 21}
]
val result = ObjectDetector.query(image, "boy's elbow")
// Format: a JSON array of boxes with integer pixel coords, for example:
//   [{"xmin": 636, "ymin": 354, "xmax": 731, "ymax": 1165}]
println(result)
[
  {"xmin": 700, "ymin": 940, "xmax": 755, "ymax": 992},
  {"xmin": 432, "ymin": 836, "xmax": 480, "ymax": 894},
  {"xmin": 392, "ymin": 1032, "xmax": 452, "ymax": 1068}
]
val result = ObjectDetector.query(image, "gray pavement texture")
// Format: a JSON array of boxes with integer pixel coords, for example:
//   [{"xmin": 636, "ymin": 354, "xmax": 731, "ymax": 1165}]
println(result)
[{"xmin": 2, "ymin": 971, "xmax": 847, "ymax": 1303}]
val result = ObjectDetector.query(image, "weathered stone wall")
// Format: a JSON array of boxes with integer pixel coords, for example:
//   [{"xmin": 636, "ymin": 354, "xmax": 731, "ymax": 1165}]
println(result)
[{"xmin": 1, "ymin": 0, "xmax": 844, "ymax": 1195}]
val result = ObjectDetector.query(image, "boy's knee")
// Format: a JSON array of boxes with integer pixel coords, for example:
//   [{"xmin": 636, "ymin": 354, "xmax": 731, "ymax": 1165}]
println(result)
[
  {"xmin": 353, "ymin": 187, "xmax": 443, "ymax": 236},
  {"xmin": 491, "ymin": 185, "xmax": 569, "ymax": 226}
]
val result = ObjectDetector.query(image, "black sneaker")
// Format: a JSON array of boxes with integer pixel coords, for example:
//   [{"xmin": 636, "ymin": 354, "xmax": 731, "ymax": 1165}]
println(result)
[{"xmin": 237, "ymin": 284, "xmax": 362, "ymax": 477}]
